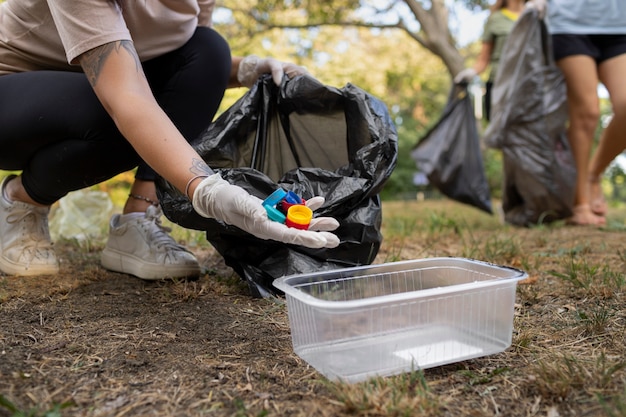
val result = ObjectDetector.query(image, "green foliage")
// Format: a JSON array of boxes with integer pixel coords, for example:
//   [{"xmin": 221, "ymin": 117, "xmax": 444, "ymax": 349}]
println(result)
[
  {"xmin": 482, "ymin": 148, "xmax": 503, "ymax": 199},
  {"xmin": 254, "ymin": 0, "xmax": 360, "ymax": 23},
  {"xmin": 380, "ymin": 141, "xmax": 420, "ymax": 201},
  {"xmin": 456, "ymin": 0, "xmax": 494, "ymax": 12}
]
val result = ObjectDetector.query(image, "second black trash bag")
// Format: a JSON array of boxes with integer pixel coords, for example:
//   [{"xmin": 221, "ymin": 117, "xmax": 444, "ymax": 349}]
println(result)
[
  {"xmin": 411, "ymin": 84, "xmax": 493, "ymax": 214},
  {"xmin": 156, "ymin": 75, "xmax": 398, "ymax": 298},
  {"xmin": 483, "ymin": 8, "xmax": 575, "ymax": 226}
]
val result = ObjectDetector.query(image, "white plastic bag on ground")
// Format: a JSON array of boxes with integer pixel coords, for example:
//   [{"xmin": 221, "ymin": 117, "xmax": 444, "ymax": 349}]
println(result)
[{"xmin": 50, "ymin": 190, "xmax": 114, "ymax": 246}]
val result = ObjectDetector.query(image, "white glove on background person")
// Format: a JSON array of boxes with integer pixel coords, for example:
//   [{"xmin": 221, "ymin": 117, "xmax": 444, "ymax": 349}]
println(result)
[
  {"xmin": 454, "ymin": 68, "xmax": 478, "ymax": 84},
  {"xmin": 237, "ymin": 55, "xmax": 310, "ymax": 88},
  {"xmin": 525, "ymin": 0, "xmax": 547, "ymax": 19},
  {"xmin": 192, "ymin": 174, "xmax": 340, "ymax": 248}
]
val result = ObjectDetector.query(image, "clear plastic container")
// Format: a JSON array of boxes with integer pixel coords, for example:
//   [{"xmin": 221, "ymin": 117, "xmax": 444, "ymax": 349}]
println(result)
[{"xmin": 273, "ymin": 257, "xmax": 527, "ymax": 383}]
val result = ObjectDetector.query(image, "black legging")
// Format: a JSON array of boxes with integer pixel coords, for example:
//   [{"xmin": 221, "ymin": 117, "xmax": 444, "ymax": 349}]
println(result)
[{"xmin": 0, "ymin": 27, "xmax": 231, "ymax": 205}]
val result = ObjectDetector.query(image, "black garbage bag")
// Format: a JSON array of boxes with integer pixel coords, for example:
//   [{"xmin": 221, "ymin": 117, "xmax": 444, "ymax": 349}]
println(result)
[
  {"xmin": 483, "ymin": 7, "xmax": 575, "ymax": 226},
  {"xmin": 156, "ymin": 74, "xmax": 398, "ymax": 298},
  {"xmin": 410, "ymin": 84, "xmax": 493, "ymax": 214}
]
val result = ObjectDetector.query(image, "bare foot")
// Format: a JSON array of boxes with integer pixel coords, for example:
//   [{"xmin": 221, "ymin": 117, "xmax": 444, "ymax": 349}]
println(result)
[
  {"xmin": 566, "ymin": 204, "xmax": 606, "ymax": 226},
  {"xmin": 588, "ymin": 177, "xmax": 607, "ymax": 216}
]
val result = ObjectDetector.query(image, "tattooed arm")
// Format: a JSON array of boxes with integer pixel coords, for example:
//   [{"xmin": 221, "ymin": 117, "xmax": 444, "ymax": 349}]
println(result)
[{"xmin": 77, "ymin": 40, "xmax": 213, "ymax": 196}]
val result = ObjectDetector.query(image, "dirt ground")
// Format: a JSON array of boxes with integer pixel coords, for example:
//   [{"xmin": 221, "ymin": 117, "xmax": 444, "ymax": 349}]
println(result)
[{"xmin": 1, "ymin": 200, "xmax": 625, "ymax": 417}]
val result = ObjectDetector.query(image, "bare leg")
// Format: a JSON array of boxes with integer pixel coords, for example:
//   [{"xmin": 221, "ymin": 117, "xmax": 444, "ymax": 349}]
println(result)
[
  {"xmin": 123, "ymin": 179, "xmax": 159, "ymax": 214},
  {"xmin": 588, "ymin": 53, "xmax": 626, "ymax": 215},
  {"xmin": 557, "ymin": 55, "xmax": 605, "ymax": 226},
  {"xmin": 3, "ymin": 175, "xmax": 48, "ymax": 208}
]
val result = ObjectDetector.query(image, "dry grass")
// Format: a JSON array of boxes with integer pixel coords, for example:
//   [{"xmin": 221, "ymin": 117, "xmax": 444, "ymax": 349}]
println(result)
[{"xmin": 1, "ymin": 199, "xmax": 626, "ymax": 416}]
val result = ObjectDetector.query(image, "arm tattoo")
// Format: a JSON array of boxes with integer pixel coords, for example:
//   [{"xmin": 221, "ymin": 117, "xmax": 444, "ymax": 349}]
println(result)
[
  {"xmin": 81, "ymin": 40, "xmax": 142, "ymax": 86},
  {"xmin": 189, "ymin": 158, "xmax": 215, "ymax": 175},
  {"xmin": 190, "ymin": 158, "xmax": 214, "ymax": 176}
]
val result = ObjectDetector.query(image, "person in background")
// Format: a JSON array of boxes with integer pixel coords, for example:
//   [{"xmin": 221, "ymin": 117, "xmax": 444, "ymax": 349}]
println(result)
[
  {"xmin": 529, "ymin": 0, "xmax": 626, "ymax": 226},
  {"xmin": 455, "ymin": 0, "xmax": 528, "ymax": 121},
  {"xmin": 0, "ymin": 0, "xmax": 340, "ymax": 279}
]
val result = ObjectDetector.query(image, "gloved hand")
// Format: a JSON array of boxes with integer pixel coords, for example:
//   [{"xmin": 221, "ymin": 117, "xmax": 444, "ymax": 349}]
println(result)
[
  {"xmin": 303, "ymin": 197, "xmax": 340, "ymax": 231},
  {"xmin": 525, "ymin": 0, "xmax": 547, "ymax": 19},
  {"xmin": 192, "ymin": 174, "xmax": 340, "ymax": 248},
  {"xmin": 454, "ymin": 68, "xmax": 478, "ymax": 84},
  {"xmin": 237, "ymin": 55, "xmax": 310, "ymax": 88}
]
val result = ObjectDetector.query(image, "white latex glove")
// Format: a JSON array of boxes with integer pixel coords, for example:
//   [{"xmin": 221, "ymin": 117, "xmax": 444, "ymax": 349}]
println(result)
[
  {"xmin": 525, "ymin": 0, "xmax": 547, "ymax": 19},
  {"xmin": 454, "ymin": 68, "xmax": 478, "ymax": 84},
  {"xmin": 304, "ymin": 196, "xmax": 340, "ymax": 231},
  {"xmin": 192, "ymin": 174, "xmax": 340, "ymax": 248},
  {"xmin": 237, "ymin": 55, "xmax": 310, "ymax": 88}
]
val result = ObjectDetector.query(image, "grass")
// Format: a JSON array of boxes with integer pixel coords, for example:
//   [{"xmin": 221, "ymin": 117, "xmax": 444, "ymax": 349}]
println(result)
[
  {"xmin": 377, "ymin": 199, "xmax": 626, "ymax": 415},
  {"xmin": 325, "ymin": 370, "xmax": 440, "ymax": 416},
  {"xmin": 2, "ymin": 196, "xmax": 626, "ymax": 416},
  {"xmin": 530, "ymin": 353, "xmax": 626, "ymax": 401},
  {"xmin": 0, "ymin": 395, "xmax": 73, "ymax": 417}
]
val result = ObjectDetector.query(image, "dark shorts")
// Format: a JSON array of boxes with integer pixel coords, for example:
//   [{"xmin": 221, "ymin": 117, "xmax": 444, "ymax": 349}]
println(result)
[{"xmin": 552, "ymin": 34, "xmax": 626, "ymax": 63}]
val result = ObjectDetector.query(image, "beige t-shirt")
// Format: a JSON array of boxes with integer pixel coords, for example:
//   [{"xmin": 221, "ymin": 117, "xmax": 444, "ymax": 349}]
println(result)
[{"xmin": 0, "ymin": 0, "xmax": 215, "ymax": 75}]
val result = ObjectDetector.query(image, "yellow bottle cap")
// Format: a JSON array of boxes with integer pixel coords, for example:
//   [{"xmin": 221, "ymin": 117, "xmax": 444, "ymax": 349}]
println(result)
[{"xmin": 286, "ymin": 205, "xmax": 313, "ymax": 229}]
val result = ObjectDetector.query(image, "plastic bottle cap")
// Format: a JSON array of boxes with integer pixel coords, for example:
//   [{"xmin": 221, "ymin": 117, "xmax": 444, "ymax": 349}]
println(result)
[
  {"xmin": 286, "ymin": 205, "xmax": 313, "ymax": 229},
  {"xmin": 264, "ymin": 204, "xmax": 286, "ymax": 223},
  {"xmin": 280, "ymin": 199, "xmax": 307, "ymax": 215},
  {"xmin": 263, "ymin": 189, "xmax": 287, "ymax": 208},
  {"xmin": 283, "ymin": 191, "xmax": 303, "ymax": 205}
]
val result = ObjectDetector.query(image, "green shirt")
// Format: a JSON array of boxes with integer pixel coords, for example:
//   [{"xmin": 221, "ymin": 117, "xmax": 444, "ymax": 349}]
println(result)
[{"xmin": 482, "ymin": 9, "xmax": 519, "ymax": 81}]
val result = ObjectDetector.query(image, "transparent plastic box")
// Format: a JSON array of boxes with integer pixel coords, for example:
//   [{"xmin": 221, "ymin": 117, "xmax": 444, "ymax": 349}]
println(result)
[{"xmin": 273, "ymin": 257, "xmax": 527, "ymax": 383}]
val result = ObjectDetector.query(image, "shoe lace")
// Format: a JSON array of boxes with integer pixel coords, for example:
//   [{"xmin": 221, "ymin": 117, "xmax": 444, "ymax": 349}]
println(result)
[
  {"xmin": 142, "ymin": 206, "xmax": 189, "ymax": 252},
  {"xmin": 6, "ymin": 203, "xmax": 54, "ymax": 252}
]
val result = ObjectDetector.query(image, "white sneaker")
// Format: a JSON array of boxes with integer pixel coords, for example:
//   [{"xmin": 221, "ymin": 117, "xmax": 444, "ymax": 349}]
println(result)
[
  {"xmin": 101, "ymin": 205, "xmax": 201, "ymax": 280},
  {"xmin": 0, "ymin": 175, "xmax": 59, "ymax": 276}
]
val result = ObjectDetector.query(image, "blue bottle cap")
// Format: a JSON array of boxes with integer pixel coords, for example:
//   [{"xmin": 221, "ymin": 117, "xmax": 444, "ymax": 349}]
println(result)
[
  {"xmin": 263, "ymin": 188, "xmax": 287, "ymax": 207},
  {"xmin": 264, "ymin": 204, "xmax": 286, "ymax": 223},
  {"xmin": 283, "ymin": 190, "xmax": 303, "ymax": 205}
]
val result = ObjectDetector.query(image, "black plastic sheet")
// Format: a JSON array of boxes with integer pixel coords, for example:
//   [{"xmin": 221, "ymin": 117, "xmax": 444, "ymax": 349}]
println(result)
[
  {"xmin": 156, "ymin": 75, "xmax": 398, "ymax": 297},
  {"xmin": 483, "ymin": 8, "xmax": 575, "ymax": 226},
  {"xmin": 411, "ymin": 84, "xmax": 493, "ymax": 214}
]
